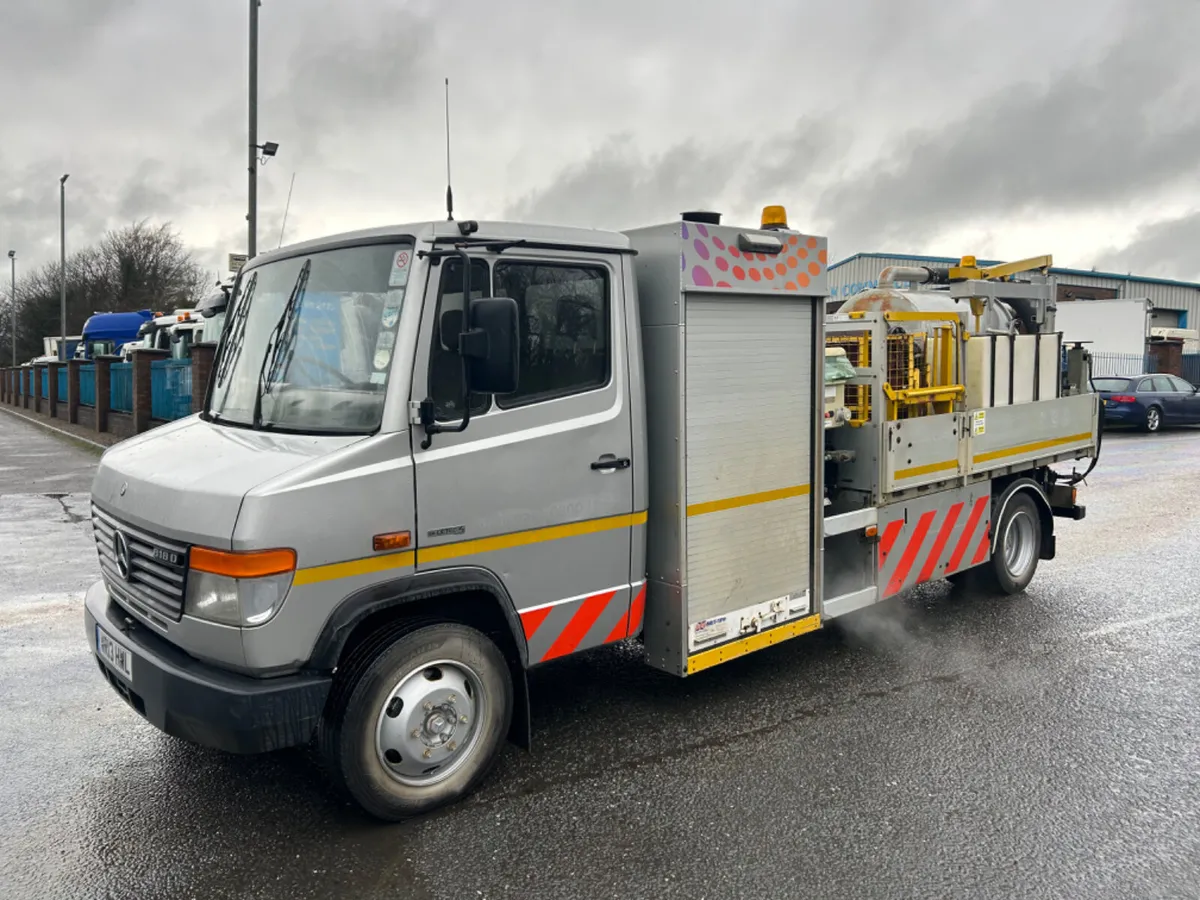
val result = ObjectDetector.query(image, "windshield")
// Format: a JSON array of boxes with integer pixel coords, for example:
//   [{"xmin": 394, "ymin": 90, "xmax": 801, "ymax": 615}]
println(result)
[
  {"xmin": 207, "ymin": 240, "xmax": 413, "ymax": 434},
  {"xmin": 1092, "ymin": 377, "xmax": 1132, "ymax": 392}
]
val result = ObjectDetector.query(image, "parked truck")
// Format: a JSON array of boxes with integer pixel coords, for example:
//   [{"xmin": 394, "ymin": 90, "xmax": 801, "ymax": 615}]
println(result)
[
  {"xmin": 76, "ymin": 310, "xmax": 155, "ymax": 359},
  {"xmin": 84, "ymin": 207, "xmax": 1098, "ymax": 820}
]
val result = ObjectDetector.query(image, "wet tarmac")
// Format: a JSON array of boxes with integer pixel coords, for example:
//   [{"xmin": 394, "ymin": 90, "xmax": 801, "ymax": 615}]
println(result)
[{"xmin": 1, "ymin": 411, "xmax": 1198, "ymax": 899}]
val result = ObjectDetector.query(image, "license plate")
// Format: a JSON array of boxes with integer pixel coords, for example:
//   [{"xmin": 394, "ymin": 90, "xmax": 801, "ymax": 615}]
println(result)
[{"xmin": 96, "ymin": 624, "xmax": 133, "ymax": 681}]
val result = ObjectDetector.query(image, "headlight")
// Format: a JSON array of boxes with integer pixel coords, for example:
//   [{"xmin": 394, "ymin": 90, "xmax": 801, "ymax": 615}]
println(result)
[{"xmin": 184, "ymin": 546, "xmax": 297, "ymax": 627}]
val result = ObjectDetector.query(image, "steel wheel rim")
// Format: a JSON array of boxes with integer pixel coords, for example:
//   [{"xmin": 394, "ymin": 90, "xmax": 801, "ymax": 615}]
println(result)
[
  {"xmin": 1002, "ymin": 510, "xmax": 1036, "ymax": 580},
  {"xmin": 374, "ymin": 659, "xmax": 486, "ymax": 787}
]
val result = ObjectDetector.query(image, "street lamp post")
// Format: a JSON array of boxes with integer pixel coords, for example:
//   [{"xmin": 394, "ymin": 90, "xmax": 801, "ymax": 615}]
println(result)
[
  {"xmin": 59, "ymin": 173, "xmax": 69, "ymax": 360},
  {"xmin": 7, "ymin": 250, "xmax": 14, "ymax": 367},
  {"xmin": 248, "ymin": 0, "xmax": 258, "ymax": 259}
]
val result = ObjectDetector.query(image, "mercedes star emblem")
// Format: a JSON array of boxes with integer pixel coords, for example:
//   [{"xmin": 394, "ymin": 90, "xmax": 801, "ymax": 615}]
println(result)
[{"xmin": 113, "ymin": 530, "xmax": 132, "ymax": 581}]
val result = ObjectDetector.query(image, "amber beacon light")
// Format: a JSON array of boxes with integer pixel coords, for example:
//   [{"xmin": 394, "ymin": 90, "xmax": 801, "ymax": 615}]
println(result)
[{"xmin": 760, "ymin": 205, "xmax": 789, "ymax": 230}]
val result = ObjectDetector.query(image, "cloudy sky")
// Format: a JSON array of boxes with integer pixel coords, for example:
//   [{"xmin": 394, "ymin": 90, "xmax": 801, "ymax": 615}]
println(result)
[{"xmin": 3, "ymin": 0, "xmax": 1198, "ymax": 284}]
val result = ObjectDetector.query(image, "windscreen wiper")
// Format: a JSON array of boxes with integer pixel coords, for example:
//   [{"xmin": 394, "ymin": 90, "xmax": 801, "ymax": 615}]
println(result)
[
  {"xmin": 213, "ymin": 272, "xmax": 256, "ymax": 390},
  {"xmin": 253, "ymin": 259, "xmax": 311, "ymax": 430}
]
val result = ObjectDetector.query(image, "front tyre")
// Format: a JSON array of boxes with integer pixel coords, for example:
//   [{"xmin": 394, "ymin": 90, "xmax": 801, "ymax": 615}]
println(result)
[{"xmin": 319, "ymin": 623, "xmax": 513, "ymax": 821}]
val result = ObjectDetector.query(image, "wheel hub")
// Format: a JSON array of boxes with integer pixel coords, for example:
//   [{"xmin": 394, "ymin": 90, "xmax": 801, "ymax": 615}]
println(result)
[
  {"xmin": 1002, "ymin": 509, "xmax": 1036, "ymax": 579},
  {"xmin": 374, "ymin": 661, "xmax": 484, "ymax": 787}
]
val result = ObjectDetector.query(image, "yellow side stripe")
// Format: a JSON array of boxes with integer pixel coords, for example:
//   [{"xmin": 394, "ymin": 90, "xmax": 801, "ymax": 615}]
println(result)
[
  {"xmin": 293, "ymin": 550, "xmax": 416, "ymax": 586},
  {"xmin": 293, "ymin": 511, "xmax": 649, "ymax": 584},
  {"xmin": 893, "ymin": 459, "xmax": 958, "ymax": 481},
  {"xmin": 973, "ymin": 432, "xmax": 1093, "ymax": 465},
  {"xmin": 686, "ymin": 484, "xmax": 810, "ymax": 518},
  {"xmin": 418, "ymin": 510, "xmax": 647, "ymax": 565},
  {"xmin": 687, "ymin": 614, "xmax": 822, "ymax": 674}
]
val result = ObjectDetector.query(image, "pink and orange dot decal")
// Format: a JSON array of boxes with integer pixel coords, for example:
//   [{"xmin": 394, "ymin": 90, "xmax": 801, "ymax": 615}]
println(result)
[{"xmin": 679, "ymin": 224, "xmax": 827, "ymax": 294}]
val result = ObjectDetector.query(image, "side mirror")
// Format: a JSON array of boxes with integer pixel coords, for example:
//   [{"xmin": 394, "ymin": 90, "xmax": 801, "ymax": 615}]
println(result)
[{"xmin": 460, "ymin": 297, "xmax": 519, "ymax": 395}]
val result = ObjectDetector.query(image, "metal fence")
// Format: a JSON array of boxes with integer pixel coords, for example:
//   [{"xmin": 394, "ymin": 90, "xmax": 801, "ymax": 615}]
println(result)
[
  {"xmin": 110, "ymin": 363, "xmax": 133, "ymax": 412},
  {"xmin": 1090, "ymin": 352, "xmax": 1200, "ymax": 384},
  {"xmin": 150, "ymin": 359, "xmax": 193, "ymax": 420},
  {"xmin": 79, "ymin": 364, "xmax": 96, "ymax": 407}
]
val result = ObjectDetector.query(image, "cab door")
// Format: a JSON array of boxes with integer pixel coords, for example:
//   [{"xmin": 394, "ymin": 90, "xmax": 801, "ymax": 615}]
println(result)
[{"xmin": 409, "ymin": 250, "xmax": 639, "ymax": 666}]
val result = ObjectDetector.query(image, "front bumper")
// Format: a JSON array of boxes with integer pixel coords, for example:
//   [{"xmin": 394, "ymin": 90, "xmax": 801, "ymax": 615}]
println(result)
[{"xmin": 85, "ymin": 580, "xmax": 332, "ymax": 754}]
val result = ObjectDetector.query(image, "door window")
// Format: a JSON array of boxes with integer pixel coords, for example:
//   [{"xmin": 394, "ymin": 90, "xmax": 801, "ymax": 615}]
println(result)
[
  {"xmin": 428, "ymin": 258, "xmax": 491, "ymax": 421},
  {"xmin": 1167, "ymin": 375, "xmax": 1195, "ymax": 392},
  {"xmin": 1150, "ymin": 376, "xmax": 1173, "ymax": 392},
  {"xmin": 492, "ymin": 262, "xmax": 610, "ymax": 408}
]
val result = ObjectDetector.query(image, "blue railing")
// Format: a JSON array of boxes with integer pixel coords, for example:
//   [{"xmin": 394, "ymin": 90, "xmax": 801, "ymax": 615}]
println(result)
[
  {"xmin": 57, "ymin": 367, "xmax": 67, "ymax": 403},
  {"xmin": 150, "ymin": 359, "xmax": 193, "ymax": 420},
  {"xmin": 110, "ymin": 363, "xmax": 133, "ymax": 412},
  {"xmin": 79, "ymin": 364, "xmax": 96, "ymax": 407}
]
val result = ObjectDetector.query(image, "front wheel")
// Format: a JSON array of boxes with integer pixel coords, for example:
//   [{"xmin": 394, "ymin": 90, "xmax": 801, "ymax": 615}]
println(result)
[
  {"xmin": 318, "ymin": 622, "xmax": 513, "ymax": 821},
  {"xmin": 1144, "ymin": 405, "xmax": 1163, "ymax": 433}
]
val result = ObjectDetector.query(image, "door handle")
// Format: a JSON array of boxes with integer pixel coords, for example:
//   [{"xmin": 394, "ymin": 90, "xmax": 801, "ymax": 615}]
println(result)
[{"xmin": 591, "ymin": 456, "xmax": 631, "ymax": 471}]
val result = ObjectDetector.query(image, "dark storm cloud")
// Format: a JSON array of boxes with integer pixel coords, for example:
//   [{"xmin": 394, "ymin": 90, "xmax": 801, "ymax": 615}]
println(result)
[
  {"xmin": 1093, "ymin": 212, "xmax": 1200, "ymax": 282},
  {"xmin": 0, "ymin": 0, "xmax": 1194, "ymax": 284},
  {"xmin": 504, "ymin": 136, "xmax": 750, "ymax": 230},
  {"xmin": 813, "ymin": 3, "xmax": 1200, "ymax": 251}
]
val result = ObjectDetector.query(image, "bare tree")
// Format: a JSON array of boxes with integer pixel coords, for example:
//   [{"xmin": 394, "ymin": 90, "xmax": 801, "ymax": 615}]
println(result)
[{"xmin": 7, "ymin": 221, "xmax": 208, "ymax": 362}]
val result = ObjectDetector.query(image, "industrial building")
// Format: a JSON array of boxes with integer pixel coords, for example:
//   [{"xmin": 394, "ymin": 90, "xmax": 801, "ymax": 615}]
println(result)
[{"xmin": 828, "ymin": 252, "xmax": 1200, "ymax": 332}]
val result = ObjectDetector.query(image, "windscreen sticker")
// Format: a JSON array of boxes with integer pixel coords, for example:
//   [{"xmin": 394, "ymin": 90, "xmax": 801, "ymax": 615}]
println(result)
[
  {"xmin": 369, "ymin": 371, "xmax": 387, "ymax": 384},
  {"xmin": 388, "ymin": 249, "xmax": 412, "ymax": 288},
  {"xmin": 381, "ymin": 296, "xmax": 403, "ymax": 329},
  {"xmin": 373, "ymin": 349, "xmax": 391, "ymax": 371}
]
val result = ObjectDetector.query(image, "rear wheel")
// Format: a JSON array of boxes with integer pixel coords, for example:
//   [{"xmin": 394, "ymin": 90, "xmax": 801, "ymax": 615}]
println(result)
[
  {"xmin": 1144, "ymin": 405, "xmax": 1163, "ymax": 433},
  {"xmin": 976, "ymin": 492, "xmax": 1042, "ymax": 595},
  {"xmin": 318, "ymin": 622, "xmax": 513, "ymax": 821}
]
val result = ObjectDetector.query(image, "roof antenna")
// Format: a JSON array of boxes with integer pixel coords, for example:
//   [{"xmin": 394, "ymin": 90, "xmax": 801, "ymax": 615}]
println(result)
[
  {"xmin": 277, "ymin": 171, "xmax": 296, "ymax": 249},
  {"xmin": 444, "ymin": 77, "xmax": 454, "ymax": 221}
]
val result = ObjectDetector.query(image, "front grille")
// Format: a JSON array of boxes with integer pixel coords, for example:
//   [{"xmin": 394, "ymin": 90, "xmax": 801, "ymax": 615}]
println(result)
[{"xmin": 92, "ymin": 505, "xmax": 189, "ymax": 622}]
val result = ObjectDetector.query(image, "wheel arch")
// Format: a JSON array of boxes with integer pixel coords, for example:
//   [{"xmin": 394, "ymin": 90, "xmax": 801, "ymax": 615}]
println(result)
[
  {"xmin": 993, "ymin": 476, "xmax": 1054, "ymax": 561},
  {"xmin": 308, "ymin": 566, "xmax": 532, "ymax": 749}
]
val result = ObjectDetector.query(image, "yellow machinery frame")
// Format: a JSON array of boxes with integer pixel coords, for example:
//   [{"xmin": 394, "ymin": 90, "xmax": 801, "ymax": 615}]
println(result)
[{"xmin": 827, "ymin": 311, "xmax": 966, "ymax": 424}]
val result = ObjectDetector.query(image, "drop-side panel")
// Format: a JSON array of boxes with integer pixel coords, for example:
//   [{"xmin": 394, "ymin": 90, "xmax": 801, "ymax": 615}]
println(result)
[
  {"xmin": 884, "ymin": 412, "xmax": 963, "ymax": 493},
  {"xmin": 967, "ymin": 393, "xmax": 1098, "ymax": 475},
  {"xmin": 683, "ymin": 295, "xmax": 813, "ymax": 633}
]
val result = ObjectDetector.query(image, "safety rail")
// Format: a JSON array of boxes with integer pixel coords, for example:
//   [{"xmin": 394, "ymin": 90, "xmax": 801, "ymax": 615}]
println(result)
[
  {"xmin": 79, "ymin": 364, "xmax": 96, "ymax": 407},
  {"xmin": 827, "ymin": 310, "xmax": 966, "ymax": 423},
  {"xmin": 150, "ymin": 359, "xmax": 193, "ymax": 421},
  {"xmin": 110, "ymin": 363, "xmax": 133, "ymax": 412}
]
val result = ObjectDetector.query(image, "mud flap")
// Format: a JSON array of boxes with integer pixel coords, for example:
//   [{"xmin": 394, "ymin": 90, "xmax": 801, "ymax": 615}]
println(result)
[{"xmin": 507, "ymin": 662, "xmax": 532, "ymax": 750}]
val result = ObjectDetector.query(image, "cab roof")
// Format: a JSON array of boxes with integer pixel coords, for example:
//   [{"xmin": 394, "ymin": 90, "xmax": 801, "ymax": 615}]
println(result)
[{"xmin": 249, "ymin": 220, "xmax": 632, "ymax": 270}]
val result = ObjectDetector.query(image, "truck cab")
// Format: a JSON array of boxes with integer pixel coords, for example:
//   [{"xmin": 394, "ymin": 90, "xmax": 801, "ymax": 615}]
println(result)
[
  {"xmin": 78, "ymin": 310, "xmax": 155, "ymax": 359},
  {"xmin": 86, "ymin": 220, "xmax": 651, "ymax": 819}
]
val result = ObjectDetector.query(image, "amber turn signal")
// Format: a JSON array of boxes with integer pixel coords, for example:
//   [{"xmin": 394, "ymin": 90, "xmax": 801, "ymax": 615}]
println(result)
[
  {"xmin": 190, "ymin": 546, "xmax": 297, "ymax": 578},
  {"xmin": 373, "ymin": 531, "xmax": 412, "ymax": 552}
]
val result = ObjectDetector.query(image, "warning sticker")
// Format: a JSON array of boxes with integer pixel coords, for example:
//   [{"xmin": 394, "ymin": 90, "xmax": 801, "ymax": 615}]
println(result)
[
  {"xmin": 388, "ymin": 249, "xmax": 412, "ymax": 288},
  {"xmin": 972, "ymin": 410, "xmax": 986, "ymax": 436}
]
